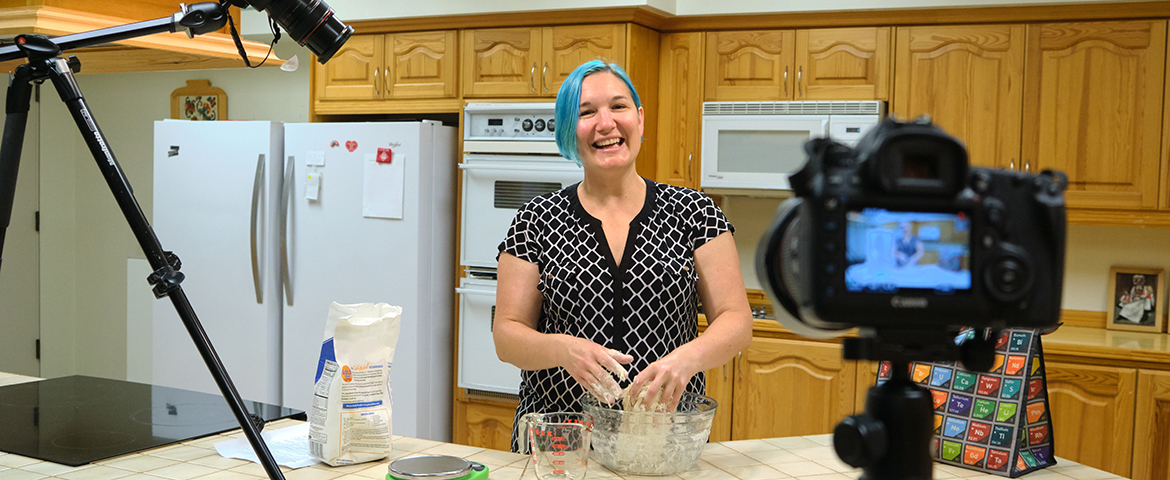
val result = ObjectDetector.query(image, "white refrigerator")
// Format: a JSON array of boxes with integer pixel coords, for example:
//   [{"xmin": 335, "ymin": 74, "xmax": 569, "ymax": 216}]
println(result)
[{"xmin": 151, "ymin": 120, "xmax": 456, "ymax": 441}]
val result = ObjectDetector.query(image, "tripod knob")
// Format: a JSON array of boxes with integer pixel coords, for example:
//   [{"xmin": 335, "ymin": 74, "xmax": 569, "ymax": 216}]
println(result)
[{"xmin": 833, "ymin": 414, "xmax": 887, "ymax": 468}]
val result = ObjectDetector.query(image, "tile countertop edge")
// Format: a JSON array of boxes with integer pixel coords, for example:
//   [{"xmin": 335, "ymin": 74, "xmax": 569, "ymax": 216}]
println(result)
[{"xmin": 0, "ymin": 371, "xmax": 1127, "ymax": 480}]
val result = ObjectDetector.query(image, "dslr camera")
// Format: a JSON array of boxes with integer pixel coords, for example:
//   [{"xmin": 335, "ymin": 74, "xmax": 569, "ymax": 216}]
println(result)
[{"xmin": 756, "ymin": 117, "xmax": 1068, "ymax": 338}]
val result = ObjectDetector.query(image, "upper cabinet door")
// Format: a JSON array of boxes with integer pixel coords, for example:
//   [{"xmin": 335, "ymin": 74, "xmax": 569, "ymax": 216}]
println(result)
[
  {"xmin": 316, "ymin": 34, "xmax": 384, "ymax": 102},
  {"xmin": 795, "ymin": 27, "xmax": 891, "ymax": 101},
  {"xmin": 893, "ymin": 25, "xmax": 1025, "ymax": 169},
  {"xmin": 542, "ymin": 24, "xmax": 627, "ymax": 97},
  {"xmin": 705, "ymin": 30, "xmax": 796, "ymax": 101},
  {"xmin": 657, "ymin": 32, "xmax": 704, "ymax": 190},
  {"xmin": 462, "ymin": 28, "xmax": 542, "ymax": 97},
  {"xmin": 1022, "ymin": 21, "xmax": 1167, "ymax": 210},
  {"xmin": 385, "ymin": 31, "xmax": 458, "ymax": 99}
]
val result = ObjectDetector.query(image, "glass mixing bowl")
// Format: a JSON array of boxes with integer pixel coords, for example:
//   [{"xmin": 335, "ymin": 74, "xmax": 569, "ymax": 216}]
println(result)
[{"xmin": 580, "ymin": 391, "xmax": 717, "ymax": 476}]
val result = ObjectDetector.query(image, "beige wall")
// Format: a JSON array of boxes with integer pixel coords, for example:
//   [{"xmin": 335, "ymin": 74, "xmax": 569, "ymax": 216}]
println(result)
[{"xmin": 36, "ymin": 66, "xmax": 309, "ymax": 379}]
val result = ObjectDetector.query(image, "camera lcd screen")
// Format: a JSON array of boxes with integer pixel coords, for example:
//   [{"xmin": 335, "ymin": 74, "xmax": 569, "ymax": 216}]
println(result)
[{"xmin": 843, "ymin": 208, "xmax": 972, "ymax": 294}]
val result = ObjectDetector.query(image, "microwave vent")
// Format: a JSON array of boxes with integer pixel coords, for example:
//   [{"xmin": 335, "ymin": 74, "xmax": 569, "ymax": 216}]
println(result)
[{"xmin": 703, "ymin": 101, "xmax": 884, "ymax": 116}]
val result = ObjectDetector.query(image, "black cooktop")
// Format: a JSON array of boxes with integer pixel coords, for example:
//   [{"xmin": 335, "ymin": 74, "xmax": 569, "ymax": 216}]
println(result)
[{"xmin": 0, "ymin": 375, "xmax": 305, "ymax": 466}]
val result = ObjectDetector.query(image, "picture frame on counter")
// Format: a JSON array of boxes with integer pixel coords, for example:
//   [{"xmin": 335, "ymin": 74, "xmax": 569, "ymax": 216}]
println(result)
[{"xmin": 1106, "ymin": 266, "xmax": 1165, "ymax": 333}]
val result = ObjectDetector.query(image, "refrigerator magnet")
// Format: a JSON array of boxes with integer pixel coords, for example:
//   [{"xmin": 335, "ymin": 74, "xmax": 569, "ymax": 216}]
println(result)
[
  {"xmin": 346, "ymin": 140, "xmax": 358, "ymax": 152},
  {"xmin": 377, "ymin": 147, "xmax": 393, "ymax": 164},
  {"xmin": 306, "ymin": 172, "xmax": 320, "ymax": 201}
]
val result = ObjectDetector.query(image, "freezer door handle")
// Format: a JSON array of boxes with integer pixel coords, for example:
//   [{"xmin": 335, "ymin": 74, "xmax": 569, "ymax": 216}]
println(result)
[
  {"xmin": 281, "ymin": 155, "xmax": 294, "ymax": 306},
  {"xmin": 455, "ymin": 287, "xmax": 497, "ymax": 296},
  {"xmin": 249, "ymin": 154, "xmax": 265, "ymax": 303}
]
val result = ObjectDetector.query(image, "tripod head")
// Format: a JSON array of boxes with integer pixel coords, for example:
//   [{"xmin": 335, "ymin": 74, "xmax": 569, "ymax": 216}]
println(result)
[{"xmin": 832, "ymin": 329, "xmax": 999, "ymax": 480}]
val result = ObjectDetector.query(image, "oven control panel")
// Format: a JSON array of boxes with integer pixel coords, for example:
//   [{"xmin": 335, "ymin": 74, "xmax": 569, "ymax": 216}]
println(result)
[{"xmin": 464, "ymin": 103, "xmax": 557, "ymax": 140}]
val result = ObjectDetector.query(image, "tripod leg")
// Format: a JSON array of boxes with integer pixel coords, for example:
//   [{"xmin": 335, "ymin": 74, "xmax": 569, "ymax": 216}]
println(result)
[
  {"xmin": 0, "ymin": 65, "xmax": 34, "ymax": 273},
  {"xmin": 40, "ymin": 57, "xmax": 287, "ymax": 480}
]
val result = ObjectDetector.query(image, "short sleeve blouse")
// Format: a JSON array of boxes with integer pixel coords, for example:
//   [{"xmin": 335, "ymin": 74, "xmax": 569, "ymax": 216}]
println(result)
[{"xmin": 497, "ymin": 177, "xmax": 733, "ymax": 452}]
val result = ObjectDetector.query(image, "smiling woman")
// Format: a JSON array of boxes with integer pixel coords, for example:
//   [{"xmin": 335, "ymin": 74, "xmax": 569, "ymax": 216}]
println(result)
[{"xmin": 490, "ymin": 60, "xmax": 755, "ymax": 454}]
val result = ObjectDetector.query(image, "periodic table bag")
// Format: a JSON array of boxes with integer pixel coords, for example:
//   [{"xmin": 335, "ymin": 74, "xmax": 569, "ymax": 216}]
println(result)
[{"xmin": 876, "ymin": 328, "xmax": 1055, "ymax": 477}]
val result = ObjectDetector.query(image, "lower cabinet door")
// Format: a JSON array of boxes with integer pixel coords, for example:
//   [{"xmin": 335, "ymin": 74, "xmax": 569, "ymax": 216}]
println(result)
[
  {"xmin": 454, "ymin": 399, "xmax": 518, "ymax": 451},
  {"xmin": 1133, "ymin": 370, "xmax": 1170, "ymax": 480},
  {"xmin": 1046, "ymin": 362, "xmax": 1136, "ymax": 477},
  {"xmin": 732, "ymin": 338, "xmax": 856, "ymax": 439}
]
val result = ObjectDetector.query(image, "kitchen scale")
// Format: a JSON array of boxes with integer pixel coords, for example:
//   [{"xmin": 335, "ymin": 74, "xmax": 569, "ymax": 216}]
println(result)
[{"xmin": 388, "ymin": 455, "xmax": 489, "ymax": 480}]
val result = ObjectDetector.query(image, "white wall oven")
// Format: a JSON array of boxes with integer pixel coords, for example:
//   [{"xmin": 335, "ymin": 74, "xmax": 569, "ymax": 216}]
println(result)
[
  {"xmin": 457, "ymin": 103, "xmax": 584, "ymax": 397},
  {"xmin": 701, "ymin": 101, "xmax": 885, "ymax": 191}
]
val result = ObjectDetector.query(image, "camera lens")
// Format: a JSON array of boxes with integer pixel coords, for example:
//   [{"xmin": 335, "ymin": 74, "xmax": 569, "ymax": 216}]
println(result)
[{"xmin": 251, "ymin": 0, "xmax": 354, "ymax": 64}]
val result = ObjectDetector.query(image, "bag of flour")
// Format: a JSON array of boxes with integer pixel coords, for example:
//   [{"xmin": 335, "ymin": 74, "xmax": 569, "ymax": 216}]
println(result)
[{"xmin": 309, "ymin": 302, "xmax": 402, "ymax": 466}]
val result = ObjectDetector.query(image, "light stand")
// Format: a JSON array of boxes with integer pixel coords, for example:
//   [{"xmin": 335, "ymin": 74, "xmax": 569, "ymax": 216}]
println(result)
[
  {"xmin": 831, "ymin": 329, "xmax": 996, "ymax": 480},
  {"xmin": 0, "ymin": 5, "xmax": 286, "ymax": 480}
]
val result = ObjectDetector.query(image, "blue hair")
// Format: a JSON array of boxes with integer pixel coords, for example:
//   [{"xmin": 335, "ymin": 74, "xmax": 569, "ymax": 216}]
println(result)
[{"xmin": 554, "ymin": 60, "xmax": 642, "ymax": 166}]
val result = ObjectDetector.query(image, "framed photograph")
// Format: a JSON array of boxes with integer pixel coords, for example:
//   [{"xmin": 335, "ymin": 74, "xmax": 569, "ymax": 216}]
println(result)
[
  {"xmin": 170, "ymin": 79, "xmax": 227, "ymax": 121},
  {"xmin": 1106, "ymin": 266, "xmax": 1165, "ymax": 333}
]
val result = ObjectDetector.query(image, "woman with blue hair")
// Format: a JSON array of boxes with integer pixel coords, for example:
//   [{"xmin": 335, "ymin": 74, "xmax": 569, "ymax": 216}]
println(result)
[{"xmin": 493, "ymin": 60, "xmax": 753, "ymax": 453}]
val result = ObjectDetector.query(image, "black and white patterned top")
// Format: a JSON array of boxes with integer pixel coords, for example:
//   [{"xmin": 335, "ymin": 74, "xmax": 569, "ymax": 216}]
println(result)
[{"xmin": 497, "ymin": 177, "xmax": 734, "ymax": 453}]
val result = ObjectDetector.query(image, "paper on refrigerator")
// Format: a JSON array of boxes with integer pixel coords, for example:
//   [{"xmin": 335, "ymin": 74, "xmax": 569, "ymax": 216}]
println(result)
[{"xmin": 362, "ymin": 152, "xmax": 404, "ymax": 219}]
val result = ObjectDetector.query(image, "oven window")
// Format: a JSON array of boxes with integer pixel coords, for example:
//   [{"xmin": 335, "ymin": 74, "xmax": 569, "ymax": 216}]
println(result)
[
  {"xmin": 494, "ymin": 181, "xmax": 563, "ymax": 209},
  {"xmin": 718, "ymin": 130, "xmax": 809, "ymax": 174}
]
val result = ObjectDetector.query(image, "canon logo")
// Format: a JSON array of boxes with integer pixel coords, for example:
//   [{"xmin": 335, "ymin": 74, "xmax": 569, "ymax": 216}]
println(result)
[{"xmin": 891, "ymin": 296, "xmax": 928, "ymax": 308}]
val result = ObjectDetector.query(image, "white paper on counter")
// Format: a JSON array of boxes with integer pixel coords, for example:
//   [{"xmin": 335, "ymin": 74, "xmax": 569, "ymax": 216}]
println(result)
[
  {"xmin": 213, "ymin": 423, "xmax": 320, "ymax": 469},
  {"xmin": 306, "ymin": 171, "xmax": 320, "ymax": 201},
  {"xmin": 306, "ymin": 151, "xmax": 325, "ymax": 166},
  {"xmin": 362, "ymin": 153, "xmax": 404, "ymax": 219}
]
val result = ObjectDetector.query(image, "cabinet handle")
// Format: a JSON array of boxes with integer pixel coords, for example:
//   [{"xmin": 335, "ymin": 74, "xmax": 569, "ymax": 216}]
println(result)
[
  {"xmin": 1009, "ymin": 159, "xmax": 1015, "ymax": 170},
  {"xmin": 737, "ymin": 352, "xmax": 743, "ymax": 383},
  {"xmin": 686, "ymin": 153, "xmax": 693, "ymax": 182},
  {"xmin": 783, "ymin": 67, "xmax": 788, "ymax": 97},
  {"xmin": 542, "ymin": 62, "xmax": 549, "ymax": 94},
  {"xmin": 1025, "ymin": 159, "xmax": 1031, "ymax": 172},
  {"xmin": 530, "ymin": 62, "xmax": 536, "ymax": 93},
  {"xmin": 797, "ymin": 66, "xmax": 803, "ymax": 98},
  {"xmin": 373, "ymin": 67, "xmax": 380, "ymax": 96}
]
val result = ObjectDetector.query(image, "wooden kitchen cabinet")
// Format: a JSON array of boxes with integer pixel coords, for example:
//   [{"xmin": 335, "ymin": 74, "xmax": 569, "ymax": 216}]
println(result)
[
  {"xmin": 1133, "ymin": 370, "xmax": 1170, "ymax": 480},
  {"xmin": 315, "ymin": 31, "xmax": 457, "ymax": 102},
  {"xmin": 705, "ymin": 28, "xmax": 890, "ymax": 102},
  {"xmin": 893, "ymin": 25, "xmax": 1025, "ymax": 169},
  {"xmin": 705, "ymin": 359, "xmax": 735, "ymax": 442},
  {"xmin": 454, "ymin": 398, "xmax": 518, "ymax": 452},
  {"xmin": 1021, "ymin": 20, "xmax": 1167, "ymax": 210},
  {"xmin": 732, "ymin": 337, "xmax": 856, "ymax": 439},
  {"xmin": 656, "ymin": 32, "xmax": 704, "ymax": 190},
  {"xmin": 462, "ymin": 25, "xmax": 627, "ymax": 98},
  {"xmin": 1045, "ymin": 362, "xmax": 1136, "ymax": 477}
]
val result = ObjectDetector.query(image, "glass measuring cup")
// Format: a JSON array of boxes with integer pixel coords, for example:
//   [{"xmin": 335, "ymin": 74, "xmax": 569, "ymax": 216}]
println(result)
[{"xmin": 524, "ymin": 412, "xmax": 593, "ymax": 480}]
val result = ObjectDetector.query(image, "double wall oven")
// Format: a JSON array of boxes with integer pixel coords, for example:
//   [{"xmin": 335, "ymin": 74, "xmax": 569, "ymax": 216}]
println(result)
[{"xmin": 457, "ymin": 103, "xmax": 584, "ymax": 397}]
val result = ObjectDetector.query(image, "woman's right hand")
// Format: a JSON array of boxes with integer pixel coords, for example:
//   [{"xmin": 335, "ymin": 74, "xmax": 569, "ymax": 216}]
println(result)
[{"xmin": 557, "ymin": 335, "xmax": 632, "ymax": 404}]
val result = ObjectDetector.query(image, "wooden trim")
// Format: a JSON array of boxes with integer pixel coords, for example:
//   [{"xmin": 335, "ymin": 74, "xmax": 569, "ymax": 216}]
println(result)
[
  {"xmin": 312, "ymin": 98, "xmax": 465, "ymax": 115},
  {"xmin": 348, "ymin": 7, "xmax": 669, "ymax": 34},
  {"xmin": 1061, "ymin": 309, "xmax": 1108, "ymax": 329},
  {"xmin": 343, "ymin": 2, "xmax": 1170, "ymax": 36},
  {"xmin": 1068, "ymin": 208, "xmax": 1170, "ymax": 228}
]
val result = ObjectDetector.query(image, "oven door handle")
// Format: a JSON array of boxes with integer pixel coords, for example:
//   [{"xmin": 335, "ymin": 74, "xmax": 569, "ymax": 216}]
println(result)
[
  {"xmin": 456, "ymin": 287, "xmax": 497, "ymax": 296},
  {"xmin": 458, "ymin": 163, "xmax": 582, "ymax": 173}
]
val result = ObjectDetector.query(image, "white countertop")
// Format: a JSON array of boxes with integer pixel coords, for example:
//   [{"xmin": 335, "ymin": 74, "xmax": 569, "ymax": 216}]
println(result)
[{"xmin": 0, "ymin": 373, "xmax": 1124, "ymax": 480}]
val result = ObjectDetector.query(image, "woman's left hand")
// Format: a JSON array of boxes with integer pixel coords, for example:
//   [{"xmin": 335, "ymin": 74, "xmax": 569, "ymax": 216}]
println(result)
[{"xmin": 625, "ymin": 353, "xmax": 695, "ymax": 412}]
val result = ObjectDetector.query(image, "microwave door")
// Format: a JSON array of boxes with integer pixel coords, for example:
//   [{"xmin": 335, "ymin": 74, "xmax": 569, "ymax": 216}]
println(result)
[{"xmin": 701, "ymin": 116, "xmax": 828, "ymax": 190}]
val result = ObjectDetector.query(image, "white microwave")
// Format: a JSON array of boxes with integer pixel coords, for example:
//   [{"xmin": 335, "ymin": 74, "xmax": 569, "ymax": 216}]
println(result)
[{"xmin": 700, "ymin": 101, "xmax": 885, "ymax": 190}]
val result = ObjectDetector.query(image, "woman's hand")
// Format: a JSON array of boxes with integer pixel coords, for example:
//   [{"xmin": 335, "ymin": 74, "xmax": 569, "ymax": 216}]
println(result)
[
  {"xmin": 625, "ymin": 352, "xmax": 696, "ymax": 412},
  {"xmin": 557, "ymin": 336, "xmax": 632, "ymax": 404}
]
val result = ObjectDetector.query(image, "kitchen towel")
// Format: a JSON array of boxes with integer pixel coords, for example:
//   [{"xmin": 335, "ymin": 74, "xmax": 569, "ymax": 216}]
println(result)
[{"xmin": 877, "ymin": 328, "xmax": 1055, "ymax": 477}]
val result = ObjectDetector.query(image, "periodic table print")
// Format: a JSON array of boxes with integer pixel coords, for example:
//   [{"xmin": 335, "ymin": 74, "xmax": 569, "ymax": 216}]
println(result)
[{"xmin": 877, "ymin": 329, "xmax": 1056, "ymax": 477}]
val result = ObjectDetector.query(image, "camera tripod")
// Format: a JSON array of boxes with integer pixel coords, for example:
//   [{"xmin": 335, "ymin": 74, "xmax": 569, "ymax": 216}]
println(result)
[
  {"xmin": 0, "ymin": 5, "xmax": 286, "ymax": 480},
  {"xmin": 832, "ymin": 328, "xmax": 997, "ymax": 480}
]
